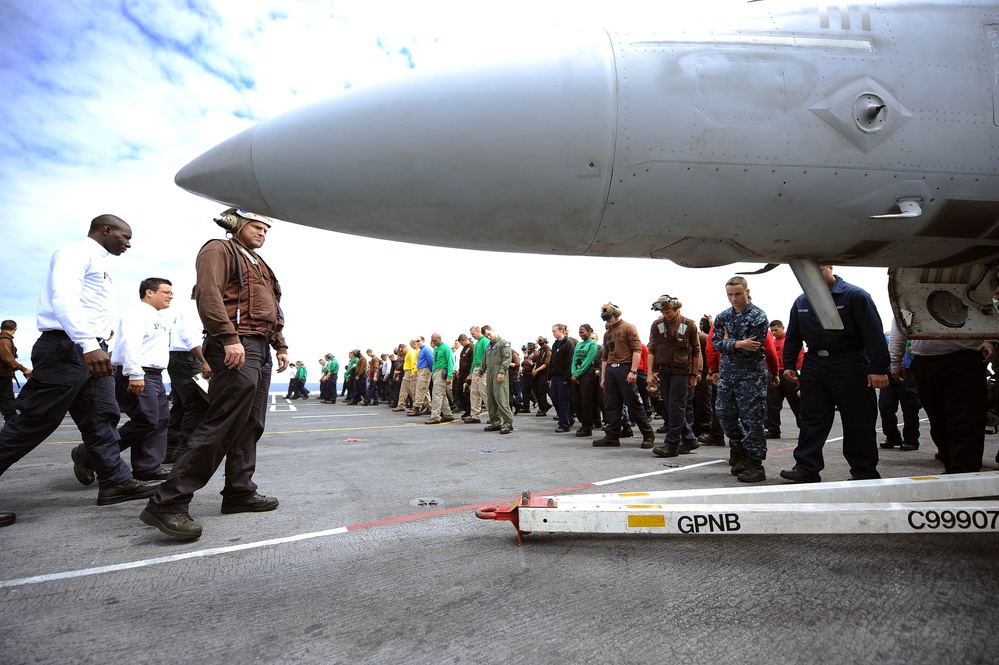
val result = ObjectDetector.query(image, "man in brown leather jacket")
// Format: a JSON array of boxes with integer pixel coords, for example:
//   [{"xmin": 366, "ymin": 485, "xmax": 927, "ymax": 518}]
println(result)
[
  {"xmin": 0, "ymin": 320, "xmax": 31, "ymax": 423},
  {"xmin": 646, "ymin": 295, "xmax": 702, "ymax": 458},
  {"xmin": 140, "ymin": 209, "xmax": 290, "ymax": 540}
]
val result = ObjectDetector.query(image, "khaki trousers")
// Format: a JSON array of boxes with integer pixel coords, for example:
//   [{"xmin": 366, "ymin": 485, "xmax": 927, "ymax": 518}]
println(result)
[
  {"xmin": 413, "ymin": 367, "xmax": 432, "ymax": 410},
  {"xmin": 469, "ymin": 368, "xmax": 488, "ymax": 418},
  {"xmin": 431, "ymin": 369, "xmax": 453, "ymax": 419}
]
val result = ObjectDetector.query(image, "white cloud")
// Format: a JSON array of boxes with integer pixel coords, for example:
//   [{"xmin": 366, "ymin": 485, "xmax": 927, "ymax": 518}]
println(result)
[{"xmin": 0, "ymin": 0, "xmax": 896, "ymax": 383}]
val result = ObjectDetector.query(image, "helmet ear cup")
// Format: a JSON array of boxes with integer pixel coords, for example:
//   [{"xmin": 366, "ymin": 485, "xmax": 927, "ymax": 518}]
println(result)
[{"xmin": 213, "ymin": 207, "xmax": 238, "ymax": 231}]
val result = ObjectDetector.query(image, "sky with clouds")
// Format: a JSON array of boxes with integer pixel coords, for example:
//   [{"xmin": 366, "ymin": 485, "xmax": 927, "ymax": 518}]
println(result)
[{"xmin": 0, "ymin": 0, "xmax": 894, "ymax": 384}]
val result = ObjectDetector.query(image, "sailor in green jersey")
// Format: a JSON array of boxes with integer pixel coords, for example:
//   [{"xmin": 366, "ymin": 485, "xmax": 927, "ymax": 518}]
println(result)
[
  {"xmin": 464, "ymin": 326, "xmax": 490, "ymax": 424},
  {"xmin": 321, "ymin": 354, "xmax": 339, "ymax": 403},
  {"xmin": 426, "ymin": 333, "xmax": 455, "ymax": 424},
  {"xmin": 345, "ymin": 351, "xmax": 359, "ymax": 402},
  {"xmin": 294, "ymin": 361, "xmax": 309, "ymax": 399},
  {"xmin": 570, "ymin": 324, "xmax": 599, "ymax": 437}
]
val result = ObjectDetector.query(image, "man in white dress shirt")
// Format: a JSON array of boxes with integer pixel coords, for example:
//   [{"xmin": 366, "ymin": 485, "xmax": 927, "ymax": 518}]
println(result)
[
  {"xmin": 73, "ymin": 278, "xmax": 174, "ymax": 481},
  {"xmin": 0, "ymin": 215, "xmax": 160, "ymax": 528}
]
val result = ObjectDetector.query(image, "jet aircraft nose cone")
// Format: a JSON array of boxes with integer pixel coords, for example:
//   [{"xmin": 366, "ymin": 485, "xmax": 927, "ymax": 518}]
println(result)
[
  {"xmin": 171, "ymin": 26, "xmax": 618, "ymax": 254},
  {"xmin": 175, "ymin": 127, "xmax": 272, "ymax": 215}
]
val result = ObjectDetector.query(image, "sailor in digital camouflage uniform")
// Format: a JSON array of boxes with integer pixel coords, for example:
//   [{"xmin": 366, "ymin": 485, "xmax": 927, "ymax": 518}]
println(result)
[{"xmin": 711, "ymin": 276, "xmax": 773, "ymax": 482}]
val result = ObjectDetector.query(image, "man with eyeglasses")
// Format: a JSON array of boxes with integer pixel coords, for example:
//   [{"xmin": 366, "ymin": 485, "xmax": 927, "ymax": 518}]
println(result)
[{"xmin": 72, "ymin": 278, "xmax": 175, "ymax": 485}]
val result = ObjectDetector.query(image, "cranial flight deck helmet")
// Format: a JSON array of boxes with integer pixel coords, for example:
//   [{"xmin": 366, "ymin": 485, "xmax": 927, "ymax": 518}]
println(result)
[
  {"xmin": 651, "ymin": 294, "xmax": 683, "ymax": 312},
  {"xmin": 600, "ymin": 303, "xmax": 622, "ymax": 321},
  {"xmin": 213, "ymin": 207, "xmax": 273, "ymax": 236}
]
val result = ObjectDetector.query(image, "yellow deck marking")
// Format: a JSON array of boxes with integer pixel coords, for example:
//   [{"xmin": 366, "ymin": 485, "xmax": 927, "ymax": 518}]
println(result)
[{"xmin": 628, "ymin": 515, "xmax": 666, "ymax": 528}]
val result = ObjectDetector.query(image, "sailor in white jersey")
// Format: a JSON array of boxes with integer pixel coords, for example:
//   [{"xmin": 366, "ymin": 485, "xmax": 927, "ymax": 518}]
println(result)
[
  {"xmin": 0, "ymin": 215, "xmax": 159, "ymax": 528},
  {"xmin": 73, "ymin": 277, "xmax": 175, "ymax": 482}
]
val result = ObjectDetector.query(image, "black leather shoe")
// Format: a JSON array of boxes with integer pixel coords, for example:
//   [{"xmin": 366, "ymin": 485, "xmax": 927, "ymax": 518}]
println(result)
[
  {"xmin": 140, "ymin": 509, "xmax": 202, "ymax": 540},
  {"xmin": 592, "ymin": 437, "xmax": 620, "ymax": 447},
  {"xmin": 880, "ymin": 439, "xmax": 900, "ymax": 449},
  {"xmin": 621, "ymin": 428, "xmax": 634, "ymax": 438},
  {"xmin": 484, "ymin": 425, "xmax": 502, "ymax": 432},
  {"xmin": 221, "ymin": 493, "xmax": 279, "ymax": 514},
  {"xmin": 779, "ymin": 468, "xmax": 820, "ymax": 484},
  {"xmin": 765, "ymin": 430, "xmax": 781, "ymax": 440},
  {"xmin": 640, "ymin": 435, "xmax": 655, "ymax": 449},
  {"xmin": 555, "ymin": 427, "xmax": 570, "ymax": 433},
  {"xmin": 656, "ymin": 425, "xmax": 668, "ymax": 434},
  {"xmin": 499, "ymin": 426, "xmax": 513, "ymax": 435},
  {"xmin": 652, "ymin": 445, "xmax": 678, "ymax": 458},
  {"xmin": 697, "ymin": 433, "xmax": 726, "ymax": 446},
  {"xmin": 463, "ymin": 416, "xmax": 482, "ymax": 424},
  {"xmin": 899, "ymin": 442, "xmax": 919, "ymax": 451},
  {"xmin": 71, "ymin": 446, "xmax": 95, "ymax": 486},
  {"xmin": 97, "ymin": 478, "xmax": 160, "ymax": 506},
  {"xmin": 134, "ymin": 468, "xmax": 170, "ymax": 481},
  {"xmin": 575, "ymin": 429, "xmax": 592, "ymax": 437},
  {"xmin": 0, "ymin": 511, "xmax": 15, "ymax": 527}
]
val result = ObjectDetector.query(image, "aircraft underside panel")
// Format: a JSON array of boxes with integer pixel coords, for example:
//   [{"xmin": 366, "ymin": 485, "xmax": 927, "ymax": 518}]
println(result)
[
  {"xmin": 590, "ymin": 4, "xmax": 999, "ymax": 269},
  {"xmin": 589, "ymin": 162, "xmax": 999, "ymax": 269},
  {"xmin": 889, "ymin": 263, "xmax": 999, "ymax": 339}
]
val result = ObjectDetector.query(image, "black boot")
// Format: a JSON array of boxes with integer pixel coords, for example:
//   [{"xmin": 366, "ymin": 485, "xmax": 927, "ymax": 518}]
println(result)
[
  {"xmin": 729, "ymin": 448, "xmax": 747, "ymax": 476},
  {"xmin": 737, "ymin": 458, "xmax": 766, "ymax": 483}
]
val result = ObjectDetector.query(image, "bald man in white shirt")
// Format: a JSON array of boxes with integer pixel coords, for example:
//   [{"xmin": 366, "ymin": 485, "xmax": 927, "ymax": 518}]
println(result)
[{"xmin": 0, "ymin": 215, "xmax": 160, "ymax": 528}]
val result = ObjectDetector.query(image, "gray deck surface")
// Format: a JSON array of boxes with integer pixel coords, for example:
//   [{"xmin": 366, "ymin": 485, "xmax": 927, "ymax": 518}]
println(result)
[{"xmin": 1, "ymin": 398, "xmax": 996, "ymax": 664}]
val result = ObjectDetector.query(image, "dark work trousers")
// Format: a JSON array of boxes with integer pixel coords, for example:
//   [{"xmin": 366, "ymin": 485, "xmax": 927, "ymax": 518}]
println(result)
[
  {"xmin": 509, "ymin": 373, "xmax": 523, "ymax": 409},
  {"xmin": 113, "ymin": 368, "xmax": 169, "ymax": 475},
  {"xmin": 533, "ymin": 372, "xmax": 551, "ymax": 413},
  {"xmin": 520, "ymin": 374, "xmax": 534, "ymax": 410},
  {"xmin": 0, "ymin": 331, "xmax": 130, "ymax": 488},
  {"xmin": 571, "ymin": 369, "xmax": 597, "ymax": 430},
  {"xmin": 636, "ymin": 370, "xmax": 653, "ymax": 419},
  {"xmin": 594, "ymin": 379, "xmax": 606, "ymax": 427},
  {"xmin": 319, "ymin": 378, "xmax": 331, "ymax": 401},
  {"xmin": 167, "ymin": 350, "xmax": 208, "ymax": 444},
  {"xmin": 148, "ymin": 334, "xmax": 272, "ymax": 513},
  {"xmin": 352, "ymin": 376, "xmax": 367, "ymax": 404},
  {"xmin": 603, "ymin": 365, "xmax": 653, "ymax": 441},
  {"xmin": 364, "ymin": 376, "xmax": 379, "ymax": 405},
  {"xmin": 0, "ymin": 377, "xmax": 16, "ymax": 422},
  {"xmin": 693, "ymin": 378, "xmax": 713, "ymax": 436},
  {"xmin": 548, "ymin": 373, "xmax": 573, "ymax": 429},
  {"xmin": 766, "ymin": 374, "xmax": 802, "ymax": 435},
  {"xmin": 659, "ymin": 371, "xmax": 695, "ymax": 447},
  {"xmin": 454, "ymin": 369, "xmax": 469, "ymax": 416},
  {"xmin": 910, "ymin": 351, "xmax": 986, "ymax": 473},
  {"xmin": 329, "ymin": 375, "xmax": 338, "ymax": 403},
  {"xmin": 878, "ymin": 372, "xmax": 921, "ymax": 446},
  {"xmin": 791, "ymin": 354, "xmax": 880, "ymax": 481}
]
